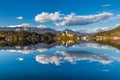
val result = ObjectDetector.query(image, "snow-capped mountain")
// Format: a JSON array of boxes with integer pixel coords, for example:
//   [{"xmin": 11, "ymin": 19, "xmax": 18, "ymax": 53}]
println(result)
[{"xmin": 0, "ymin": 25, "xmax": 59, "ymax": 34}]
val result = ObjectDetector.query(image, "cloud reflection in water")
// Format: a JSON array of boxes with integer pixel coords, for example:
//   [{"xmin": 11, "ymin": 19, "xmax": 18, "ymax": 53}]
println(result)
[{"xmin": 36, "ymin": 50, "xmax": 113, "ymax": 66}]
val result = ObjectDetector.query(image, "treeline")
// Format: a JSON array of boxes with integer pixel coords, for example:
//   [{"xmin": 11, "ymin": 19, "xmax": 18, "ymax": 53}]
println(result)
[
  {"xmin": 0, "ymin": 31, "xmax": 57, "ymax": 46},
  {"xmin": 0, "ymin": 31, "xmax": 56, "ymax": 41}
]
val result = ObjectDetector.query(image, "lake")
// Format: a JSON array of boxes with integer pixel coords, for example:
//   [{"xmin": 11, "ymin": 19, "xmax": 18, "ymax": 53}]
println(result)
[{"xmin": 0, "ymin": 40, "xmax": 120, "ymax": 80}]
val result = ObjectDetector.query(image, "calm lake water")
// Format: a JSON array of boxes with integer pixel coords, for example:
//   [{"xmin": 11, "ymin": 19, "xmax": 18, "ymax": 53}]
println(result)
[{"xmin": 0, "ymin": 40, "xmax": 120, "ymax": 80}]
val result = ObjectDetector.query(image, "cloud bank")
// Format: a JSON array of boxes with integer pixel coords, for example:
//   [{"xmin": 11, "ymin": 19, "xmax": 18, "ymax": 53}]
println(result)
[{"xmin": 35, "ymin": 12, "xmax": 113, "ymax": 26}]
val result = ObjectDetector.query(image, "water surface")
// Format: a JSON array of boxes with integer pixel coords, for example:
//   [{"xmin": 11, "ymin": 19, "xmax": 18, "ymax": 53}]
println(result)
[{"xmin": 0, "ymin": 40, "xmax": 120, "ymax": 80}]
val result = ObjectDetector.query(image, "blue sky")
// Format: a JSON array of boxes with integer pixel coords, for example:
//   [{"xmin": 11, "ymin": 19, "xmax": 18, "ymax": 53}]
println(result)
[{"xmin": 0, "ymin": 0, "xmax": 120, "ymax": 31}]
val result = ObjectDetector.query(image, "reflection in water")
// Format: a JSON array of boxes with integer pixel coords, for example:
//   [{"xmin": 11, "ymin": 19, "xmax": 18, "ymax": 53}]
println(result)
[
  {"xmin": 1, "ymin": 38, "xmax": 120, "ymax": 80},
  {"xmin": 0, "ymin": 38, "xmax": 120, "ymax": 65},
  {"xmin": 0, "ymin": 42, "xmax": 58, "ymax": 54},
  {"xmin": 36, "ymin": 50, "xmax": 112, "ymax": 66},
  {"xmin": 94, "ymin": 39, "xmax": 120, "ymax": 50},
  {"xmin": 0, "ymin": 38, "xmax": 58, "ymax": 54},
  {"xmin": 16, "ymin": 57, "xmax": 24, "ymax": 61}
]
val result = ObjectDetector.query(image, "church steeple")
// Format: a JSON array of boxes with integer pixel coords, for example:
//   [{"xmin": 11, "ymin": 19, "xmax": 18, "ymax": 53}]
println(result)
[
  {"xmin": 65, "ymin": 28, "xmax": 69, "ymax": 35},
  {"xmin": 65, "ymin": 29, "xmax": 68, "ymax": 35}
]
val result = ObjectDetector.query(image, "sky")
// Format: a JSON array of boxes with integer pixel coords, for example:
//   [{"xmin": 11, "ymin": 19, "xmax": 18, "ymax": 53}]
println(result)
[{"xmin": 0, "ymin": 0, "xmax": 120, "ymax": 32}]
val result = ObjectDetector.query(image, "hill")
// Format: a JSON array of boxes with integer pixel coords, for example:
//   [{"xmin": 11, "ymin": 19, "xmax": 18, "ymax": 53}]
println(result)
[{"xmin": 94, "ymin": 26, "xmax": 120, "ymax": 37}]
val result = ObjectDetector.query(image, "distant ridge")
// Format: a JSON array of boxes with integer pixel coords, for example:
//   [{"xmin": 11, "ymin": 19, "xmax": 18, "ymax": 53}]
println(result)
[
  {"xmin": 0, "ymin": 26, "xmax": 58, "ymax": 34},
  {"xmin": 0, "ymin": 26, "xmax": 92, "ymax": 36}
]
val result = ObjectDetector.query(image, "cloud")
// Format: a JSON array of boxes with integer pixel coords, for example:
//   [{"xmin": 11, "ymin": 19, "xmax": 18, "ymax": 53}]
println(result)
[
  {"xmin": 102, "ymin": 4, "xmax": 111, "ymax": 7},
  {"xmin": 93, "ymin": 27, "xmax": 110, "ymax": 31},
  {"xmin": 16, "ymin": 16, "xmax": 23, "ymax": 20},
  {"xmin": 73, "ymin": 27, "xmax": 112, "ymax": 33},
  {"xmin": 110, "ymin": 14, "xmax": 120, "ymax": 20},
  {"xmin": 88, "ymin": 27, "xmax": 112, "ymax": 33},
  {"xmin": 116, "ymin": 24, "xmax": 120, "ymax": 27},
  {"xmin": 35, "ymin": 12, "xmax": 61, "ymax": 22},
  {"xmin": 35, "ymin": 12, "xmax": 113, "ymax": 26},
  {"xmin": 55, "ymin": 12, "xmax": 113, "ymax": 26},
  {"xmin": 35, "ymin": 50, "xmax": 113, "ymax": 66},
  {"xmin": 8, "ymin": 23, "xmax": 30, "ymax": 27}
]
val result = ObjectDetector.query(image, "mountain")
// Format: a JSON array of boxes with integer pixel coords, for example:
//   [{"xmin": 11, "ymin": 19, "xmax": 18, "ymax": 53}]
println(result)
[
  {"xmin": 0, "ymin": 26, "xmax": 92, "ymax": 36},
  {"xmin": 0, "ymin": 26, "xmax": 59, "ymax": 34}
]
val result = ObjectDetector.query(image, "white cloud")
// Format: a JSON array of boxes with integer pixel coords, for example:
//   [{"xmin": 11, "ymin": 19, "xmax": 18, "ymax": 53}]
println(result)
[
  {"xmin": 16, "ymin": 16, "xmax": 23, "ymax": 20},
  {"xmin": 102, "ymin": 4, "xmax": 111, "ymax": 7},
  {"xmin": 56, "ymin": 12, "xmax": 113, "ymax": 26},
  {"xmin": 35, "ymin": 12, "xmax": 113, "ymax": 26},
  {"xmin": 116, "ymin": 23, "xmax": 120, "ymax": 27},
  {"xmin": 8, "ymin": 23, "xmax": 30, "ymax": 27},
  {"xmin": 110, "ymin": 14, "xmax": 120, "ymax": 20},
  {"xmin": 35, "ymin": 12, "xmax": 61, "ymax": 22},
  {"xmin": 90, "ymin": 27, "xmax": 112, "ymax": 33},
  {"xmin": 73, "ymin": 27, "xmax": 112, "ymax": 33}
]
